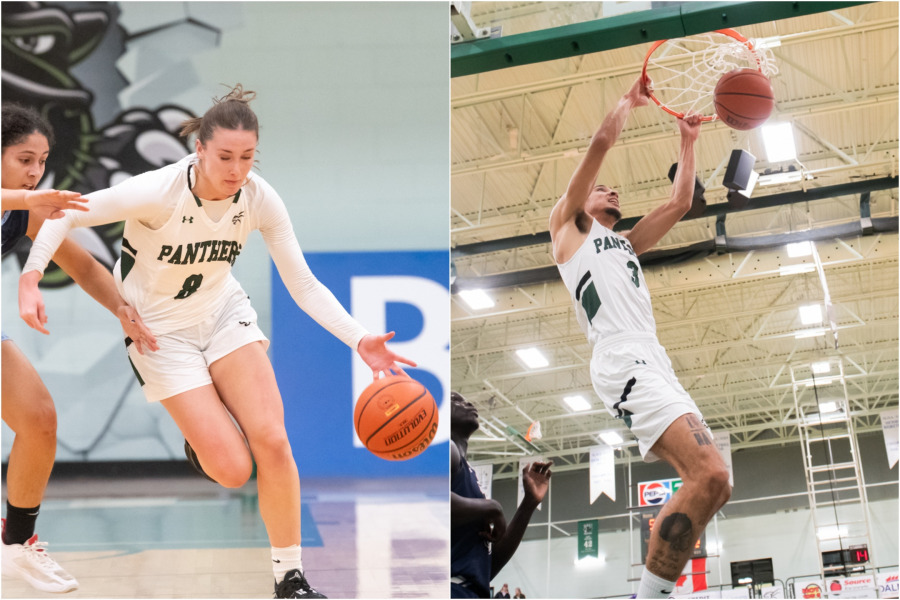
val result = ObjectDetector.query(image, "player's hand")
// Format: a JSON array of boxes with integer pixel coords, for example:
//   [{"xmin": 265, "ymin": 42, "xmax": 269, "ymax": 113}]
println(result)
[
  {"xmin": 478, "ymin": 499, "xmax": 508, "ymax": 543},
  {"xmin": 18, "ymin": 270, "xmax": 50, "ymax": 334},
  {"xmin": 625, "ymin": 75, "xmax": 652, "ymax": 108},
  {"xmin": 522, "ymin": 461, "xmax": 553, "ymax": 504},
  {"xmin": 25, "ymin": 189, "xmax": 89, "ymax": 220},
  {"xmin": 117, "ymin": 305, "xmax": 158, "ymax": 355},
  {"xmin": 677, "ymin": 112, "xmax": 702, "ymax": 142},
  {"xmin": 357, "ymin": 331, "xmax": 417, "ymax": 379}
]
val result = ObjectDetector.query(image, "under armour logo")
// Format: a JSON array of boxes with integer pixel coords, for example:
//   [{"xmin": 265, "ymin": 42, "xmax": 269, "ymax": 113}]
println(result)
[
  {"xmin": 232, "ymin": 211, "xmax": 244, "ymax": 225},
  {"xmin": 238, "ymin": 321, "xmax": 251, "ymax": 327},
  {"xmin": 182, "ymin": 216, "xmax": 193, "ymax": 223}
]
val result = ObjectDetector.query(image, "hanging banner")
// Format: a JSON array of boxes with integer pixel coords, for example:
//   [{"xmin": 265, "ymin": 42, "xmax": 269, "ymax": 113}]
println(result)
[
  {"xmin": 590, "ymin": 444, "xmax": 616, "ymax": 503},
  {"xmin": 517, "ymin": 455, "xmax": 547, "ymax": 510},
  {"xmin": 713, "ymin": 430, "xmax": 734, "ymax": 487},
  {"xmin": 881, "ymin": 409, "xmax": 898, "ymax": 468},
  {"xmin": 577, "ymin": 519, "xmax": 599, "ymax": 560},
  {"xmin": 472, "ymin": 463, "xmax": 493, "ymax": 499}
]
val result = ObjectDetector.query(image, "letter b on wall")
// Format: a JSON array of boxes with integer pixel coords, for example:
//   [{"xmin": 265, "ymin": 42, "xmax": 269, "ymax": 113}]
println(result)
[
  {"xmin": 351, "ymin": 275, "xmax": 449, "ymax": 448},
  {"xmin": 273, "ymin": 250, "xmax": 448, "ymax": 476}
]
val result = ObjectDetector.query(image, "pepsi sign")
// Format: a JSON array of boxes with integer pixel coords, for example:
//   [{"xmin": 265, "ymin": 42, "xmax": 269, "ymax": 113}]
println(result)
[{"xmin": 637, "ymin": 478, "xmax": 683, "ymax": 506}]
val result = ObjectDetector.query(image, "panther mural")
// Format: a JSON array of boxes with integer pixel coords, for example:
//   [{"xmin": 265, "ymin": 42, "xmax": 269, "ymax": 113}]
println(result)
[
  {"xmin": 1, "ymin": 1, "xmax": 224, "ymax": 463},
  {"xmin": 1, "ymin": 1, "xmax": 195, "ymax": 286}
]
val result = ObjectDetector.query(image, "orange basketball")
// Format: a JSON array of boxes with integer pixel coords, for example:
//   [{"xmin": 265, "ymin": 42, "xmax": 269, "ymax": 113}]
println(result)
[
  {"xmin": 354, "ymin": 375, "xmax": 439, "ymax": 461},
  {"xmin": 714, "ymin": 68, "xmax": 775, "ymax": 130}
]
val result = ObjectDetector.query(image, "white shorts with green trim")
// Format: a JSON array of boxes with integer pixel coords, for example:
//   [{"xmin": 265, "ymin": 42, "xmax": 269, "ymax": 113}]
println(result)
[
  {"xmin": 590, "ymin": 332, "xmax": 707, "ymax": 462},
  {"xmin": 126, "ymin": 287, "xmax": 269, "ymax": 403}
]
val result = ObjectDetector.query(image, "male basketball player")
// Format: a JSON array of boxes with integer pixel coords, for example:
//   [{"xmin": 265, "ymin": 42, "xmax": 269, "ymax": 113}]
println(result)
[
  {"xmin": 549, "ymin": 76, "xmax": 731, "ymax": 599},
  {"xmin": 450, "ymin": 391, "xmax": 552, "ymax": 599}
]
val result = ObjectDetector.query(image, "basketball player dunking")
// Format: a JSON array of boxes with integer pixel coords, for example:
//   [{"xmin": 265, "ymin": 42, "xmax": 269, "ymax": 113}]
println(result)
[{"xmin": 549, "ymin": 76, "xmax": 731, "ymax": 599}]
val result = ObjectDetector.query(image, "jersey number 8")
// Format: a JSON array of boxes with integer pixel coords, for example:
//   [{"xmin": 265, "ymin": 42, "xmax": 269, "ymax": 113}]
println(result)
[{"xmin": 175, "ymin": 273, "xmax": 204, "ymax": 299}]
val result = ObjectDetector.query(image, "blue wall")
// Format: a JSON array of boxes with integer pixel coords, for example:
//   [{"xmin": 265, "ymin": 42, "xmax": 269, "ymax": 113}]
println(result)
[{"xmin": 272, "ymin": 251, "xmax": 449, "ymax": 477}]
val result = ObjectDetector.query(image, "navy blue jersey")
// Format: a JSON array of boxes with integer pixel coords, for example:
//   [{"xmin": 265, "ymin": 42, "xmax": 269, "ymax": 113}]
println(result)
[
  {"xmin": 451, "ymin": 453, "xmax": 491, "ymax": 598},
  {"xmin": 1, "ymin": 210, "xmax": 29, "ymax": 258}
]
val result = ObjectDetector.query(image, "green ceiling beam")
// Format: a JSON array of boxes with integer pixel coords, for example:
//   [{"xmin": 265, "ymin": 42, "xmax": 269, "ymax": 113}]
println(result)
[{"xmin": 451, "ymin": 1, "xmax": 873, "ymax": 78}]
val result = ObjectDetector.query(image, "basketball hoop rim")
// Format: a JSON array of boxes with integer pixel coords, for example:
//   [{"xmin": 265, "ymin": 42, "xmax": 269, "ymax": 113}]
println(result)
[{"xmin": 641, "ymin": 28, "xmax": 762, "ymax": 121}]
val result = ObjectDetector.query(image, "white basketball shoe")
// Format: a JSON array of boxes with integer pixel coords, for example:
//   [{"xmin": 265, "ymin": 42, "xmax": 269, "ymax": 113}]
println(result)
[{"xmin": 1, "ymin": 521, "xmax": 78, "ymax": 593}]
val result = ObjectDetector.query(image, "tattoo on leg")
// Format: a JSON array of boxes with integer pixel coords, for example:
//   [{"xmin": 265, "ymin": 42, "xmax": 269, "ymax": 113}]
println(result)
[
  {"xmin": 687, "ymin": 415, "xmax": 712, "ymax": 446},
  {"xmin": 658, "ymin": 512, "xmax": 694, "ymax": 553}
]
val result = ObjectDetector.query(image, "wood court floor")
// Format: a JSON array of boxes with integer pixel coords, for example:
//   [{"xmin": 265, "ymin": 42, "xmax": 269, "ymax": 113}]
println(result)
[{"xmin": 1, "ymin": 473, "xmax": 449, "ymax": 598}]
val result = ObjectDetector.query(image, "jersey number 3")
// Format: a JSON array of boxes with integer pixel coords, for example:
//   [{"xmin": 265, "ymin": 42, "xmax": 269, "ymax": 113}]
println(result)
[
  {"xmin": 576, "ymin": 262, "xmax": 642, "ymax": 324},
  {"xmin": 175, "ymin": 273, "xmax": 204, "ymax": 299}
]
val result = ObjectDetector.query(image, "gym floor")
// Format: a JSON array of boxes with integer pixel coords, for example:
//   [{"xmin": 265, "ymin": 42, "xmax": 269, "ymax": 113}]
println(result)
[{"xmin": 1, "ymin": 470, "xmax": 449, "ymax": 598}]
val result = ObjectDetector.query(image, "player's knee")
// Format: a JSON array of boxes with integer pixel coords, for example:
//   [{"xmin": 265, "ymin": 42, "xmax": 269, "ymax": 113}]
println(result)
[
  {"xmin": 705, "ymin": 466, "xmax": 731, "ymax": 508},
  {"xmin": 214, "ymin": 458, "xmax": 253, "ymax": 488},
  {"xmin": 204, "ymin": 446, "xmax": 253, "ymax": 488},
  {"xmin": 249, "ymin": 428, "xmax": 293, "ymax": 468},
  {"xmin": 23, "ymin": 398, "xmax": 57, "ymax": 442}
]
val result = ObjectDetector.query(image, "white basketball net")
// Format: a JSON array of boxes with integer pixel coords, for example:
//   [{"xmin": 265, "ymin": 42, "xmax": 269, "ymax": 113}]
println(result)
[{"xmin": 644, "ymin": 31, "xmax": 779, "ymax": 119}]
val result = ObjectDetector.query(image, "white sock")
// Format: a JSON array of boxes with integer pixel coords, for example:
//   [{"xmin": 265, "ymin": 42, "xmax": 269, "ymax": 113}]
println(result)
[
  {"xmin": 271, "ymin": 544, "xmax": 302, "ymax": 582},
  {"xmin": 636, "ymin": 569, "xmax": 677, "ymax": 599}
]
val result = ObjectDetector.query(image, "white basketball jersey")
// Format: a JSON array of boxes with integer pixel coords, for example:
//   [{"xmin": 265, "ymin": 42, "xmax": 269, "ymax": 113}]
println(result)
[
  {"xmin": 557, "ymin": 219, "xmax": 656, "ymax": 348},
  {"xmin": 115, "ymin": 158, "xmax": 253, "ymax": 335}
]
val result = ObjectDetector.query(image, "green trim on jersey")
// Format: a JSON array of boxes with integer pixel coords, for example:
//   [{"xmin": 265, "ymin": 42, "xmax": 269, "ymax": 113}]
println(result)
[
  {"xmin": 120, "ymin": 253, "xmax": 135, "ymax": 281},
  {"xmin": 120, "ymin": 237, "xmax": 137, "ymax": 281},
  {"xmin": 128, "ymin": 355, "xmax": 145, "ymax": 386}
]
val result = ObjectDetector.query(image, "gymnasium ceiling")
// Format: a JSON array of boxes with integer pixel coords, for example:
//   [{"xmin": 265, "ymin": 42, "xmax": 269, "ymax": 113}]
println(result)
[{"xmin": 450, "ymin": 2, "xmax": 899, "ymax": 478}]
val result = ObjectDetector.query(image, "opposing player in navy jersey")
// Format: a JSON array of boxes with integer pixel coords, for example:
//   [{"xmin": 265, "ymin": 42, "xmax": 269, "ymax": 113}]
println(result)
[
  {"xmin": 2, "ymin": 103, "xmax": 156, "ymax": 593},
  {"xmin": 450, "ymin": 392, "xmax": 552, "ymax": 598},
  {"xmin": 549, "ymin": 76, "xmax": 731, "ymax": 599},
  {"xmin": 20, "ymin": 85, "xmax": 414, "ymax": 599}
]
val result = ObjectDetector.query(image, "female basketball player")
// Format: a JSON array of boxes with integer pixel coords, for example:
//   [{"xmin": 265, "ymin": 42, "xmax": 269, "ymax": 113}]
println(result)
[
  {"xmin": 2, "ymin": 103, "xmax": 157, "ymax": 593},
  {"xmin": 19, "ymin": 86, "xmax": 415, "ymax": 599}
]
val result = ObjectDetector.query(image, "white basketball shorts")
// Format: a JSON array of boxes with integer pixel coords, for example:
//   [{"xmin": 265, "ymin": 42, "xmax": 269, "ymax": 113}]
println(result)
[
  {"xmin": 126, "ymin": 287, "xmax": 269, "ymax": 403},
  {"xmin": 590, "ymin": 332, "xmax": 707, "ymax": 462}
]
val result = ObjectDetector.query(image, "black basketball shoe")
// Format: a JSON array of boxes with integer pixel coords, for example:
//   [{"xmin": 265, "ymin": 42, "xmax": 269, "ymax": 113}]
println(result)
[
  {"xmin": 183, "ymin": 439, "xmax": 217, "ymax": 483},
  {"xmin": 274, "ymin": 569, "xmax": 326, "ymax": 599}
]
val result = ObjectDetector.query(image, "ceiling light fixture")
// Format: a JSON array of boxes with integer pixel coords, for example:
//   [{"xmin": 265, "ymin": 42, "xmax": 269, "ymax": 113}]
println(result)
[
  {"xmin": 761, "ymin": 122, "xmax": 797, "ymax": 162},
  {"xmin": 599, "ymin": 431, "xmax": 623, "ymax": 445},
  {"xmin": 459, "ymin": 289, "xmax": 494, "ymax": 310},
  {"xmin": 811, "ymin": 361, "xmax": 831, "ymax": 374},
  {"xmin": 516, "ymin": 347, "xmax": 549, "ymax": 369},
  {"xmin": 799, "ymin": 304, "xmax": 823, "ymax": 325},
  {"xmin": 564, "ymin": 395, "xmax": 591, "ymax": 412}
]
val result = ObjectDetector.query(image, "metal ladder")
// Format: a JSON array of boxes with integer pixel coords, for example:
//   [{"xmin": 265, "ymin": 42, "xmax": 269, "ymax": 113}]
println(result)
[{"xmin": 791, "ymin": 357, "xmax": 876, "ymax": 595}]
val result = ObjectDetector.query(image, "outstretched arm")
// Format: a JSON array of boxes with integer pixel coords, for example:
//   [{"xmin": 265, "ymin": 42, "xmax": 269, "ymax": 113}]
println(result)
[
  {"xmin": 19, "ymin": 215, "xmax": 158, "ymax": 353},
  {"xmin": 549, "ymin": 77, "xmax": 651, "ymax": 259},
  {"xmin": 624, "ymin": 113, "xmax": 702, "ymax": 256},
  {"xmin": 2, "ymin": 188, "xmax": 89, "ymax": 220},
  {"xmin": 18, "ymin": 178, "xmax": 163, "ymax": 351},
  {"xmin": 490, "ymin": 461, "xmax": 552, "ymax": 577},
  {"xmin": 259, "ymin": 191, "xmax": 414, "ymax": 378}
]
